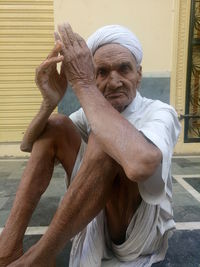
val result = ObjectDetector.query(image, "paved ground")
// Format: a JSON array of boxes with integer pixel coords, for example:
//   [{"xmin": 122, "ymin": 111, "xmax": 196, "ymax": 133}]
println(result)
[{"xmin": 0, "ymin": 156, "xmax": 200, "ymax": 266}]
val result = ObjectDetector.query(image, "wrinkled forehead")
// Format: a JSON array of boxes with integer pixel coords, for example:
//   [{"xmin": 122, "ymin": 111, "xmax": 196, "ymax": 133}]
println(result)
[
  {"xmin": 94, "ymin": 43, "xmax": 132, "ymax": 55},
  {"xmin": 93, "ymin": 43, "xmax": 138, "ymax": 66}
]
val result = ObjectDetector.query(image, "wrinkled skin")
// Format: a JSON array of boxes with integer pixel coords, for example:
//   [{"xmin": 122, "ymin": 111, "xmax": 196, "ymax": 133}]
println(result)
[
  {"xmin": 0, "ymin": 23, "xmax": 161, "ymax": 267},
  {"xmin": 0, "ymin": 233, "xmax": 55, "ymax": 267},
  {"xmin": 35, "ymin": 40, "xmax": 67, "ymax": 110},
  {"xmin": 0, "ymin": 246, "xmax": 23, "ymax": 267},
  {"xmin": 20, "ymin": 40, "xmax": 68, "ymax": 152},
  {"xmin": 57, "ymin": 23, "xmax": 96, "ymax": 90},
  {"xmin": 6, "ymin": 244, "xmax": 56, "ymax": 267},
  {"xmin": 94, "ymin": 43, "xmax": 142, "ymax": 112}
]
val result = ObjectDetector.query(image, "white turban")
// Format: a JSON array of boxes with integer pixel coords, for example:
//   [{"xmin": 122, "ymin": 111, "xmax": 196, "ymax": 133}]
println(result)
[{"xmin": 87, "ymin": 25, "xmax": 143, "ymax": 65}]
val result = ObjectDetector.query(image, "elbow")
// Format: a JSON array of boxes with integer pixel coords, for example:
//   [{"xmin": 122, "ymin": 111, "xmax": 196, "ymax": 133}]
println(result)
[
  {"xmin": 124, "ymin": 148, "xmax": 162, "ymax": 182},
  {"xmin": 20, "ymin": 142, "xmax": 32, "ymax": 153},
  {"xmin": 124, "ymin": 166, "xmax": 149, "ymax": 182}
]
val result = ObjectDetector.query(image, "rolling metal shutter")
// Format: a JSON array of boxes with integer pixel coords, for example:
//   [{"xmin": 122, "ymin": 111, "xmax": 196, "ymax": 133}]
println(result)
[{"xmin": 0, "ymin": 0, "xmax": 54, "ymax": 142}]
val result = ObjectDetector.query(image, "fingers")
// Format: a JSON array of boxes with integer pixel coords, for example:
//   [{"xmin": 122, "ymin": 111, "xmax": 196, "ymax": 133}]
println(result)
[
  {"xmin": 47, "ymin": 41, "xmax": 63, "ymax": 59},
  {"xmin": 42, "ymin": 38, "xmax": 65, "ymax": 74},
  {"xmin": 57, "ymin": 23, "xmax": 77, "ymax": 63},
  {"xmin": 55, "ymin": 22, "xmax": 95, "ymax": 88},
  {"xmin": 58, "ymin": 23, "xmax": 71, "ymax": 48},
  {"xmin": 63, "ymin": 22, "xmax": 76, "ymax": 45},
  {"xmin": 35, "ymin": 55, "xmax": 63, "ymax": 86},
  {"xmin": 54, "ymin": 31, "xmax": 61, "ymax": 42},
  {"xmin": 74, "ymin": 32, "xmax": 88, "ymax": 49},
  {"xmin": 36, "ymin": 55, "xmax": 64, "ymax": 78},
  {"xmin": 42, "ymin": 55, "xmax": 64, "ymax": 70},
  {"xmin": 58, "ymin": 23, "xmax": 81, "ymax": 48},
  {"xmin": 57, "ymin": 23, "xmax": 90, "ymax": 65}
]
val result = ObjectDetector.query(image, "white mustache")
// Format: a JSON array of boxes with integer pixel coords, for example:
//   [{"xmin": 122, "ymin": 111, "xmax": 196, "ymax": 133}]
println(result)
[{"xmin": 104, "ymin": 90, "xmax": 127, "ymax": 97}]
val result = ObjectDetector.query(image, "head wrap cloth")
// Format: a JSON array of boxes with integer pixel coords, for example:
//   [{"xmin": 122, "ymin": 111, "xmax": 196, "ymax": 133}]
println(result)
[{"xmin": 87, "ymin": 25, "xmax": 143, "ymax": 65}]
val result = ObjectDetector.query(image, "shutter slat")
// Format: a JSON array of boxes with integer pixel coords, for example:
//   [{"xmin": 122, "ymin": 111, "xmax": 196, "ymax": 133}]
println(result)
[{"xmin": 0, "ymin": 0, "xmax": 54, "ymax": 142}]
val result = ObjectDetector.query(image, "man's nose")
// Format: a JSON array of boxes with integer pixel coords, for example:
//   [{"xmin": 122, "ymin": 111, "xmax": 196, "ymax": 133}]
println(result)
[{"xmin": 107, "ymin": 71, "xmax": 122, "ymax": 89}]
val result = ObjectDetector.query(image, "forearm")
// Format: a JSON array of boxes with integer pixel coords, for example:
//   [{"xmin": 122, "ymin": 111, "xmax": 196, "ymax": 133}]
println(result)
[
  {"xmin": 72, "ymin": 84, "xmax": 161, "ymax": 181},
  {"xmin": 20, "ymin": 102, "xmax": 54, "ymax": 152},
  {"xmin": 74, "ymin": 85, "xmax": 149, "ymax": 165},
  {"xmin": 20, "ymin": 40, "xmax": 67, "ymax": 153}
]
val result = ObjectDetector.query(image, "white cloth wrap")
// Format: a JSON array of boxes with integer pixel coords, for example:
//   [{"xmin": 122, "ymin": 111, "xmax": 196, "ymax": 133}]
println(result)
[
  {"xmin": 69, "ymin": 198, "xmax": 172, "ymax": 267},
  {"xmin": 87, "ymin": 24, "xmax": 143, "ymax": 65},
  {"xmin": 68, "ymin": 92, "xmax": 181, "ymax": 266},
  {"xmin": 68, "ymin": 139, "xmax": 173, "ymax": 267}
]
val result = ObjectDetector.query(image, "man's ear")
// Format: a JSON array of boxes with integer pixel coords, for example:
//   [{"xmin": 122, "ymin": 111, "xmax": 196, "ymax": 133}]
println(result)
[{"xmin": 137, "ymin": 65, "xmax": 142, "ymax": 88}]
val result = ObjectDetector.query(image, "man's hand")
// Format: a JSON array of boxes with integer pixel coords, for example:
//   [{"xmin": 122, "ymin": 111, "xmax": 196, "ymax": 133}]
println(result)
[
  {"xmin": 57, "ymin": 23, "xmax": 96, "ymax": 90},
  {"xmin": 0, "ymin": 244, "xmax": 23, "ymax": 267},
  {"xmin": 20, "ymin": 40, "xmax": 68, "ymax": 152},
  {"xmin": 7, "ymin": 244, "xmax": 56, "ymax": 267},
  {"xmin": 35, "ymin": 40, "xmax": 68, "ymax": 110}
]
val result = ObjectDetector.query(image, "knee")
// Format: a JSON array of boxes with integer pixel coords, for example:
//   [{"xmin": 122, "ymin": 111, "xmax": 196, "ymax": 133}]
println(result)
[
  {"xmin": 85, "ymin": 133, "xmax": 118, "ymax": 170},
  {"xmin": 43, "ymin": 114, "xmax": 80, "ymax": 145},
  {"xmin": 46, "ymin": 114, "xmax": 75, "ymax": 135},
  {"xmin": 32, "ymin": 114, "xmax": 81, "ymax": 157}
]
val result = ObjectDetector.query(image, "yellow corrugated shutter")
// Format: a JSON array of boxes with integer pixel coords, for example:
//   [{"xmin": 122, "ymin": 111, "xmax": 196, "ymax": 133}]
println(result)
[{"xmin": 0, "ymin": 0, "xmax": 54, "ymax": 142}]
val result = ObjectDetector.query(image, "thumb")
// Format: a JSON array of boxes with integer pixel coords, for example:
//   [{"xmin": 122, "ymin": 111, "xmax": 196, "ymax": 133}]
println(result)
[{"xmin": 54, "ymin": 31, "xmax": 61, "ymax": 42}]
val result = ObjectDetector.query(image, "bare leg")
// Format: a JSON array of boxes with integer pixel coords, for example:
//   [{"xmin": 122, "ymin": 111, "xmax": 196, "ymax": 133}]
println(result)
[
  {"xmin": 48, "ymin": 134, "xmax": 141, "ymax": 248},
  {"xmin": 10, "ymin": 133, "xmax": 120, "ymax": 264},
  {"xmin": 105, "ymin": 170, "xmax": 142, "ymax": 245},
  {"xmin": 0, "ymin": 114, "xmax": 81, "ymax": 266},
  {"xmin": 37, "ymin": 134, "xmax": 141, "ymax": 254},
  {"xmin": 1, "ymin": 115, "xmax": 141, "ymax": 266}
]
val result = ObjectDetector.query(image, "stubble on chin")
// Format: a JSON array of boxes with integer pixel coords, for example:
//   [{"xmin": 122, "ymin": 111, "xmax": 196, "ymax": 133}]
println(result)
[{"xmin": 109, "ymin": 100, "xmax": 126, "ymax": 113}]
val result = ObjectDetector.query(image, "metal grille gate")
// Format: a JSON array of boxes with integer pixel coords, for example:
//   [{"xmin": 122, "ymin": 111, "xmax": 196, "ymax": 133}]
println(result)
[{"xmin": 183, "ymin": 0, "xmax": 200, "ymax": 142}]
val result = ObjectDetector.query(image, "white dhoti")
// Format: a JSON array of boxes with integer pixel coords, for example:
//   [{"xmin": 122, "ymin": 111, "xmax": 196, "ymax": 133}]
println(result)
[
  {"xmin": 69, "ymin": 200, "xmax": 173, "ymax": 267},
  {"xmin": 66, "ymin": 140, "xmax": 174, "ymax": 267}
]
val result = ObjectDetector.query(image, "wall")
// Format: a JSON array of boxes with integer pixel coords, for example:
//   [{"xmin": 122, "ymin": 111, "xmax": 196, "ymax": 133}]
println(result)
[
  {"xmin": 58, "ymin": 78, "xmax": 170, "ymax": 116},
  {"xmin": 0, "ymin": 0, "xmax": 55, "ymax": 157},
  {"xmin": 0, "ymin": 0, "xmax": 55, "ymax": 142},
  {"xmin": 55, "ymin": 0, "xmax": 173, "ymax": 116},
  {"xmin": 54, "ymin": 0, "xmax": 175, "ymax": 74}
]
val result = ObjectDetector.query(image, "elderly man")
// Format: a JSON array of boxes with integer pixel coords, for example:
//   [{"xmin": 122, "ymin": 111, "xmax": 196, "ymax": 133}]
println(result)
[{"xmin": 0, "ymin": 23, "xmax": 180, "ymax": 267}]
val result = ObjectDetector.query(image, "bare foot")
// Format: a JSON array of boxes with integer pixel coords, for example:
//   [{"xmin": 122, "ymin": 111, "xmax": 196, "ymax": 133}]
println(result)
[{"xmin": 0, "ymin": 245, "xmax": 23, "ymax": 267}]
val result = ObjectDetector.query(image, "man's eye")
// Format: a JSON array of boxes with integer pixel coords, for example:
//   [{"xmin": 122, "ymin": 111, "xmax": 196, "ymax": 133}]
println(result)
[
  {"xmin": 97, "ymin": 69, "xmax": 107, "ymax": 77},
  {"xmin": 119, "ymin": 65, "xmax": 130, "ymax": 73}
]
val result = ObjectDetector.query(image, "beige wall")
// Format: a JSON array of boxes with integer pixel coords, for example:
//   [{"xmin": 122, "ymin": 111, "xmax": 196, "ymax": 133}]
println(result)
[{"xmin": 54, "ymin": 0, "xmax": 175, "ymax": 75}]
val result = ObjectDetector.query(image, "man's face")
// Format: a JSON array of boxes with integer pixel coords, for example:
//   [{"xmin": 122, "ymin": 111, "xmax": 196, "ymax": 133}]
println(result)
[{"xmin": 94, "ymin": 43, "xmax": 142, "ymax": 112}]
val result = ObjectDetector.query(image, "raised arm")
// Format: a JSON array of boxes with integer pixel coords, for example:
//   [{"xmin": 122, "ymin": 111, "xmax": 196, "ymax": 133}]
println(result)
[
  {"xmin": 57, "ymin": 23, "xmax": 162, "ymax": 182},
  {"xmin": 20, "ymin": 41, "xmax": 67, "ymax": 152}
]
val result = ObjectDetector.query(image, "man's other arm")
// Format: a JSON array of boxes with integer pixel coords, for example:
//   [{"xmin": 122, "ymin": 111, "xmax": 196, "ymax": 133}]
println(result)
[{"xmin": 20, "ymin": 41, "xmax": 67, "ymax": 152}]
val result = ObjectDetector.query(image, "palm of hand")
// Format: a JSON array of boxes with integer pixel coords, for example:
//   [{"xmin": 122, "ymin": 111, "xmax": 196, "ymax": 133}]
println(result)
[
  {"xmin": 35, "ymin": 41, "xmax": 68, "ymax": 110},
  {"xmin": 36, "ymin": 63, "xmax": 67, "ymax": 109}
]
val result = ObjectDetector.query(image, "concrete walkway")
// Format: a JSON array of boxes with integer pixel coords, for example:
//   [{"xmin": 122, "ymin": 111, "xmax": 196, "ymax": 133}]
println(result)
[{"xmin": 0, "ymin": 156, "xmax": 200, "ymax": 266}]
